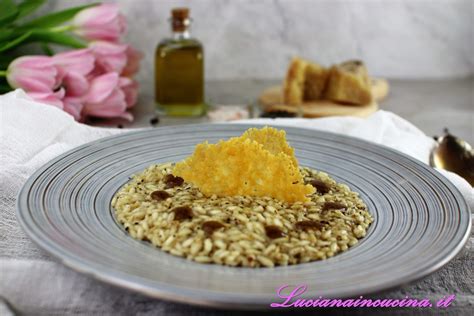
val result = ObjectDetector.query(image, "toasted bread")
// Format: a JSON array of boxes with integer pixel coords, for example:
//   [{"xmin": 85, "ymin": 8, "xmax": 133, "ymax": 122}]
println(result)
[
  {"xmin": 304, "ymin": 62, "xmax": 329, "ymax": 100},
  {"xmin": 324, "ymin": 60, "xmax": 372, "ymax": 105},
  {"xmin": 282, "ymin": 57, "xmax": 307, "ymax": 105}
]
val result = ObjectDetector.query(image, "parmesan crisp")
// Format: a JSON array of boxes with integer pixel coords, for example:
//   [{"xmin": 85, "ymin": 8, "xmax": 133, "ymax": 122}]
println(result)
[{"xmin": 172, "ymin": 127, "xmax": 314, "ymax": 203}]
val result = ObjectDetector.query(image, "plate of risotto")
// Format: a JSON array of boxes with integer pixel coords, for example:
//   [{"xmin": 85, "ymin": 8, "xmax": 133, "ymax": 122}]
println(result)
[{"xmin": 17, "ymin": 124, "xmax": 471, "ymax": 309}]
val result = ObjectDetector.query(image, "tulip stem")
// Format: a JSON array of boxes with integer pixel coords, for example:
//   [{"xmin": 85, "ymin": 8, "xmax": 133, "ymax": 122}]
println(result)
[
  {"xmin": 0, "ymin": 70, "xmax": 7, "ymax": 77},
  {"xmin": 50, "ymin": 25, "xmax": 74, "ymax": 33}
]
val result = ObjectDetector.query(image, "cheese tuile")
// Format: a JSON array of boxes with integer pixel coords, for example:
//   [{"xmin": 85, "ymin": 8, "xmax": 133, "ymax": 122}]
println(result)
[{"xmin": 173, "ymin": 127, "xmax": 314, "ymax": 203}]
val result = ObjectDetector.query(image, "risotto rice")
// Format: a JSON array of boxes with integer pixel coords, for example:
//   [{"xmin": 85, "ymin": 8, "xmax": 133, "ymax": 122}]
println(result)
[{"xmin": 112, "ymin": 163, "xmax": 373, "ymax": 267}]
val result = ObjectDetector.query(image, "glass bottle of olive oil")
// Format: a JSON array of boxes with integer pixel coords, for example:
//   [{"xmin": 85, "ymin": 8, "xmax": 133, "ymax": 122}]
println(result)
[{"xmin": 155, "ymin": 8, "xmax": 205, "ymax": 116}]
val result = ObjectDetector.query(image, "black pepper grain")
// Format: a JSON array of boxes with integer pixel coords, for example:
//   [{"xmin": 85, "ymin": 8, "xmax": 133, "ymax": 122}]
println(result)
[{"xmin": 150, "ymin": 116, "xmax": 160, "ymax": 126}]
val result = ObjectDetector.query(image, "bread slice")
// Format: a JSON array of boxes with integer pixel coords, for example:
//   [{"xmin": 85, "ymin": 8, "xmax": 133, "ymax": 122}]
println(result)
[
  {"xmin": 283, "ymin": 57, "xmax": 308, "ymax": 106},
  {"xmin": 324, "ymin": 60, "xmax": 372, "ymax": 105},
  {"xmin": 304, "ymin": 62, "xmax": 329, "ymax": 100}
]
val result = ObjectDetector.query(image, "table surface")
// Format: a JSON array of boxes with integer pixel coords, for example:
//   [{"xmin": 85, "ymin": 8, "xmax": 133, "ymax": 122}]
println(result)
[
  {"xmin": 115, "ymin": 77, "xmax": 473, "ymax": 145},
  {"xmin": 76, "ymin": 78, "xmax": 474, "ymax": 315}
]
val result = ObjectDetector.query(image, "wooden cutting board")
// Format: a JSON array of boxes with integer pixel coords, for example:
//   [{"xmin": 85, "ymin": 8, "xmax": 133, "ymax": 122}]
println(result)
[{"xmin": 259, "ymin": 78, "xmax": 389, "ymax": 118}]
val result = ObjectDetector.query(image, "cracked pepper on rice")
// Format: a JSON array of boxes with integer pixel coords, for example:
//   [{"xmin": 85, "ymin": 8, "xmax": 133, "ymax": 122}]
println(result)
[{"xmin": 112, "ymin": 127, "xmax": 372, "ymax": 267}]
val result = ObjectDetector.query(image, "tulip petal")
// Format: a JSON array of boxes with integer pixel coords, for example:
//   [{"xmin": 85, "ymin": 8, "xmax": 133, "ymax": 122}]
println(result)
[
  {"xmin": 90, "ymin": 41, "xmax": 127, "ymax": 54},
  {"xmin": 76, "ymin": 27, "xmax": 120, "ymax": 42},
  {"xmin": 119, "ymin": 77, "xmax": 139, "ymax": 108},
  {"xmin": 63, "ymin": 97, "xmax": 84, "ymax": 121},
  {"xmin": 73, "ymin": 4, "xmax": 125, "ymax": 41},
  {"xmin": 86, "ymin": 72, "xmax": 119, "ymax": 103},
  {"xmin": 90, "ymin": 41, "xmax": 127, "ymax": 73},
  {"xmin": 84, "ymin": 88, "xmax": 128, "ymax": 118},
  {"xmin": 99, "ymin": 53, "xmax": 127, "ymax": 73},
  {"xmin": 122, "ymin": 45, "xmax": 143, "ymax": 77},
  {"xmin": 28, "ymin": 89, "xmax": 65, "ymax": 109},
  {"xmin": 6, "ymin": 56, "xmax": 60, "ymax": 92},
  {"xmin": 12, "ymin": 77, "xmax": 54, "ymax": 92},
  {"xmin": 53, "ymin": 49, "xmax": 95, "ymax": 76},
  {"xmin": 118, "ymin": 111, "xmax": 133, "ymax": 121},
  {"xmin": 63, "ymin": 72, "xmax": 89, "ymax": 97},
  {"xmin": 9, "ymin": 56, "xmax": 54, "ymax": 69},
  {"xmin": 118, "ymin": 14, "xmax": 127, "ymax": 34},
  {"xmin": 73, "ymin": 3, "xmax": 120, "ymax": 26},
  {"xmin": 12, "ymin": 67, "xmax": 58, "ymax": 89}
]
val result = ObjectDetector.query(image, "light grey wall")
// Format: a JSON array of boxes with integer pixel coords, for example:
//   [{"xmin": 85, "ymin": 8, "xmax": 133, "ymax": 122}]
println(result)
[{"xmin": 47, "ymin": 0, "xmax": 473, "ymax": 88}]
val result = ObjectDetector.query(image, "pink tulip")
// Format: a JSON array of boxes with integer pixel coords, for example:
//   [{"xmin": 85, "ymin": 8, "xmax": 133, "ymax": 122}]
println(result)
[
  {"xmin": 52, "ymin": 49, "xmax": 95, "ymax": 120},
  {"xmin": 6, "ymin": 56, "xmax": 61, "ymax": 92},
  {"xmin": 89, "ymin": 41, "xmax": 128, "ymax": 74},
  {"xmin": 52, "ymin": 48, "xmax": 95, "ymax": 76},
  {"xmin": 63, "ymin": 96, "xmax": 84, "ymax": 121},
  {"xmin": 61, "ymin": 72, "xmax": 88, "ymax": 122},
  {"xmin": 83, "ymin": 72, "xmax": 132, "ymax": 120},
  {"xmin": 28, "ymin": 88, "xmax": 65, "ymax": 109},
  {"xmin": 122, "ymin": 45, "xmax": 143, "ymax": 77},
  {"xmin": 72, "ymin": 3, "xmax": 126, "ymax": 42},
  {"xmin": 6, "ymin": 47, "xmax": 140, "ymax": 123},
  {"xmin": 119, "ymin": 77, "xmax": 139, "ymax": 108}
]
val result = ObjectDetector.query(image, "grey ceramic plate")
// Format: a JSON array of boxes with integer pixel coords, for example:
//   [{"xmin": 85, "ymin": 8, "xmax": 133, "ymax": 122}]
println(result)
[{"xmin": 17, "ymin": 124, "xmax": 471, "ymax": 309}]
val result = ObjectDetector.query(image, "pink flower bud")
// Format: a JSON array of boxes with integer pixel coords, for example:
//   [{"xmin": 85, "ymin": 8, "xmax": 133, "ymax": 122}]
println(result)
[
  {"xmin": 83, "ymin": 72, "xmax": 132, "ymax": 121},
  {"xmin": 52, "ymin": 49, "xmax": 95, "ymax": 120},
  {"xmin": 72, "ymin": 3, "xmax": 127, "ymax": 42},
  {"xmin": 89, "ymin": 41, "xmax": 128, "ymax": 74},
  {"xmin": 52, "ymin": 48, "xmax": 95, "ymax": 76},
  {"xmin": 7, "ymin": 56, "xmax": 61, "ymax": 92}
]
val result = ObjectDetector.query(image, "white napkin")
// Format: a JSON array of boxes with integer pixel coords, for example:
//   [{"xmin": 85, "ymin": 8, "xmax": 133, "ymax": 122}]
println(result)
[{"xmin": 0, "ymin": 89, "xmax": 472, "ymax": 315}]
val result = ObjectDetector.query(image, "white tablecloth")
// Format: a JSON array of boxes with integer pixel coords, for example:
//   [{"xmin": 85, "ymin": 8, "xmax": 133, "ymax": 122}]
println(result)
[{"xmin": 0, "ymin": 90, "xmax": 472, "ymax": 315}]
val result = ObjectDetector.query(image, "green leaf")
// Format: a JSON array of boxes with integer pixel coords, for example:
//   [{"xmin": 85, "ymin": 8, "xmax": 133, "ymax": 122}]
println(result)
[
  {"xmin": 0, "ymin": 28, "xmax": 14, "ymax": 42},
  {"xmin": 17, "ymin": 0, "xmax": 46, "ymax": 19},
  {"xmin": 18, "ymin": 3, "xmax": 99, "ymax": 29},
  {"xmin": 0, "ymin": 29, "xmax": 86, "ymax": 53},
  {"xmin": 0, "ymin": 30, "xmax": 31, "ymax": 53},
  {"xmin": 28, "ymin": 30, "xmax": 86, "ymax": 48},
  {"xmin": 0, "ymin": 0, "xmax": 19, "ymax": 26}
]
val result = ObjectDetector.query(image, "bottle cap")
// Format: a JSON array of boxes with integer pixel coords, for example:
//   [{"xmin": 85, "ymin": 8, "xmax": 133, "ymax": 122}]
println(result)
[
  {"xmin": 171, "ymin": 8, "xmax": 190, "ymax": 32},
  {"xmin": 172, "ymin": 8, "xmax": 189, "ymax": 19}
]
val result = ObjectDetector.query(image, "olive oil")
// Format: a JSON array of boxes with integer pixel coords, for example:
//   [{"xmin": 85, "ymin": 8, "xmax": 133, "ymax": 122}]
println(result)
[{"xmin": 155, "ymin": 8, "xmax": 205, "ymax": 116}]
